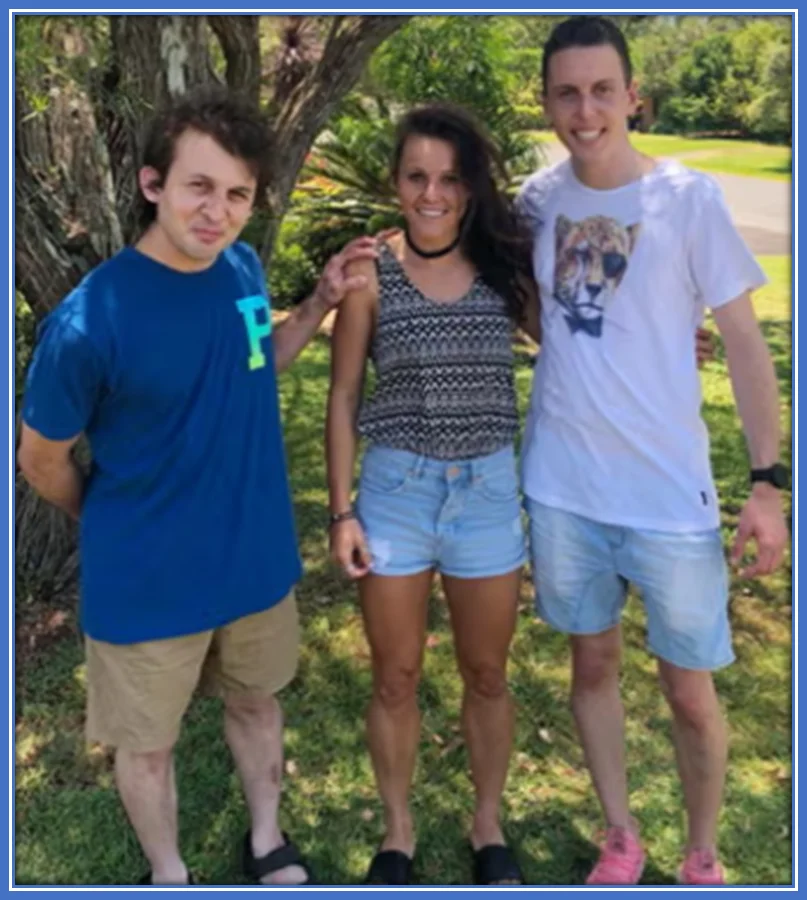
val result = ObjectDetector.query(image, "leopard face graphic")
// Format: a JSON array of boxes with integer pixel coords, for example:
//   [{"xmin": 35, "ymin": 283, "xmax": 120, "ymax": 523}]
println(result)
[{"xmin": 553, "ymin": 214, "xmax": 640, "ymax": 337}]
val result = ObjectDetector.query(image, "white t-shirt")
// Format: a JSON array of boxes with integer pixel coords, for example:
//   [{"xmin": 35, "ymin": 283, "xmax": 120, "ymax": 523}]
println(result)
[{"xmin": 517, "ymin": 158, "xmax": 766, "ymax": 532}]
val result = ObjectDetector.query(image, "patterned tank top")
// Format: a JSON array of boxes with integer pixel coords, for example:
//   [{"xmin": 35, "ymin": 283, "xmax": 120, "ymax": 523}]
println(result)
[{"xmin": 357, "ymin": 244, "xmax": 519, "ymax": 460}]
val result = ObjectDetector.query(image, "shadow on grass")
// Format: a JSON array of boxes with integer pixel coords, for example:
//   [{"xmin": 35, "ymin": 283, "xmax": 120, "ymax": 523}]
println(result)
[
  {"xmin": 14, "ymin": 564, "xmax": 792, "ymax": 885},
  {"xmin": 15, "ymin": 329, "xmax": 792, "ymax": 886},
  {"xmin": 506, "ymin": 808, "xmax": 677, "ymax": 886},
  {"xmin": 766, "ymin": 160, "xmax": 793, "ymax": 177}
]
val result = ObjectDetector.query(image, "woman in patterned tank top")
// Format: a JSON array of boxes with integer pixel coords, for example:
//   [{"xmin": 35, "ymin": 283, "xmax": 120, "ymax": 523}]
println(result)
[{"xmin": 326, "ymin": 105, "xmax": 540, "ymax": 886}]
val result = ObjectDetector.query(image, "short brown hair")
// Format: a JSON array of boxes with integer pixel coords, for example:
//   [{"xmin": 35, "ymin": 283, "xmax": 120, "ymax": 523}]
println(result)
[{"xmin": 542, "ymin": 16, "xmax": 632, "ymax": 92}]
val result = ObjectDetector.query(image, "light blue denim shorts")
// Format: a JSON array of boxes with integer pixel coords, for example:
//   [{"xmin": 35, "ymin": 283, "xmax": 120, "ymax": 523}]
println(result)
[
  {"xmin": 526, "ymin": 497, "xmax": 733, "ymax": 671},
  {"xmin": 355, "ymin": 443, "xmax": 526, "ymax": 579}
]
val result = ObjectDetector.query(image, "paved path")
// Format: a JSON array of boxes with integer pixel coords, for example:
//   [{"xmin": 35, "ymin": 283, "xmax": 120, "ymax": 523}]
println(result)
[{"xmin": 538, "ymin": 140, "xmax": 791, "ymax": 255}]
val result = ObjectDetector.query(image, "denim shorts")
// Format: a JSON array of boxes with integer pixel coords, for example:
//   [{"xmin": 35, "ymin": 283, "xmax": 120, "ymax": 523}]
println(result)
[
  {"xmin": 526, "ymin": 497, "xmax": 733, "ymax": 671},
  {"xmin": 355, "ymin": 443, "xmax": 526, "ymax": 579}
]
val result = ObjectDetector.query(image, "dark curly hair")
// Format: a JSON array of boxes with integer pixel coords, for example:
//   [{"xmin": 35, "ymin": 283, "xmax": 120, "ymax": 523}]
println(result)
[
  {"xmin": 391, "ymin": 103, "xmax": 534, "ymax": 324},
  {"xmin": 137, "ymin": 85, "xmax": 272, "ymax": 229}
]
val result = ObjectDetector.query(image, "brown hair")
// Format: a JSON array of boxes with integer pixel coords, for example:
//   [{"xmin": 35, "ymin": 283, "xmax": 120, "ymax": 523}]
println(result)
[
  {"xmin": 137, "ymin": 85, "xmax": 272, "ymax": 228},
  {"xmin": 542, "ymin": 16, "xmax": 633, "ymax": 92}
]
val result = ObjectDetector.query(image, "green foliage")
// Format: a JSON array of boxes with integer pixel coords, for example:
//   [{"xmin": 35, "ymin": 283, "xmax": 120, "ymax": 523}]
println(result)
[
  {"xmin": 742, "ymin": 40, "xmax": 792, "ymax": 142},
  {"xmin": 369, "ymin": 16, "xmax": 538, "ymax": 170},
  {"xmin": 660, "ymin": 32, "xmax": 740, "ymax": 133},
  {"xmin": 15, "ymin": 16, "xmax": 108, "ymax": 109},
  {"xmin": 302, "ymin": 98, "xmax": 400, "ymax": 233},
  {"xmin": 633, "ymin": 16, "xmax": 791, "ymax": 140},
  {"xmin": 512, "ymin": 102, "xmax": 546, "ymax": 131},
  {"xmin": 266, "ymin": 217, "xmax": 321, "ymax": 309},
  {"xmin": 633, "ymin": 17, "xmax": 711, "ymax": 106},
  {"xmin": 15, "ymin": 293, "xmax": 36, "ymax": 400}
]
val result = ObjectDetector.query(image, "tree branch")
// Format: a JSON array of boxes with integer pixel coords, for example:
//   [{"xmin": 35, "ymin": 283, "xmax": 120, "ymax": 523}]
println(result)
[
  {"xmin": 261, "ymin": 15, "xmax": 411, "ymax": 260},
  {"xmin": 208, "ymin": 15, "xmax": 261, "ymax": 104}
]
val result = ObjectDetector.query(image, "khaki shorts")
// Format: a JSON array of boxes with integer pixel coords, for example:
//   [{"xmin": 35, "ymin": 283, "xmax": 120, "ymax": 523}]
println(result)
[{"xmin": 85, "ymin": 592, "xmax": 299, "ymax": 752}]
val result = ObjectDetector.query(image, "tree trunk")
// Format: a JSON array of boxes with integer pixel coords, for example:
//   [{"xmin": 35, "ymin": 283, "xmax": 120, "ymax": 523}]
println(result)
[
  {"xmin": 207, "ymin": 15, "xmax": 262, "ymax": 106},
  {"xmin": 260, "ymin": 15, "xmax": 410, "ymax": 260},
  {"xmin": 15, "ymin": 19, "xmax": 123, "ymax": 322},
  {"xmin": 15, "ymin": 16, "xmax": 214, "ymax": 318},
  {"xmin": 15, "ymin": 13, "xmax": 409, "ymax": 602}
]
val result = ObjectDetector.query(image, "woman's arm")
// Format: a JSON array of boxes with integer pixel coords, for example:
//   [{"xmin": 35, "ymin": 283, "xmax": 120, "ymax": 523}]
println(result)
[
  {"xmin": 520, "ymin": 276, "xmax": 542, "ymax": 344},
  {"xmin": 325, "ymin": 258, "xmax": 378, "ymax": 577}
]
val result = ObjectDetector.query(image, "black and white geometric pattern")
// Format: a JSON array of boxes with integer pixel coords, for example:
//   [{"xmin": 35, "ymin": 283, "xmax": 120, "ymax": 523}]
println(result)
[{"xmin": 358, "ymin": 244, "xmax": 519, "ymax": 460}]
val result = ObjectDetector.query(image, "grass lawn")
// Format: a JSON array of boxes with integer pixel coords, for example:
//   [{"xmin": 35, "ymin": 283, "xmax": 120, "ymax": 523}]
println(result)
[
  {"xmin": 15, "ymin": 258, "xmax": 792, "ymax": 886},
  {"xmin": 531, "ymin": 131, "xmax": 792, "ymax": 181}
]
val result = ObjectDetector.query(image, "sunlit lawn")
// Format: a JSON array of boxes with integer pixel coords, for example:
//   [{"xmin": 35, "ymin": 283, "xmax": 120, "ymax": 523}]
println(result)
[
  {"xmin": 532, "ymin": 131, "xmax": 791, "ymax": 181},
  {"xmin": 15, "ymin": 258, "xmax": 792, "ymax": 886}
]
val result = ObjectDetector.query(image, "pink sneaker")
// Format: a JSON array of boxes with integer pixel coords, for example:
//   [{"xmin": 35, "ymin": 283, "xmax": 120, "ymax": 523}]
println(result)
[
  {"xmin": 678, "ymin": 848, "xmax": 726, "ymax": 885},
  {"xmin": 586, "ymin": 826, "xmax": 645, "ymax": 885}
]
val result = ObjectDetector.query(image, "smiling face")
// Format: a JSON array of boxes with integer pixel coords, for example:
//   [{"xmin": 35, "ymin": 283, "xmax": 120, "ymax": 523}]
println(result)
[
  {"xmin": 544, "ymin": 43, "xmax": 638, "ymax": 175},
  {"xmin": 394, "ymin": 135, "xmax": 470, "ymax": 250},
  {"xmin": 138, "ymin": 128, "xmax": 257, "ymax": 272}
]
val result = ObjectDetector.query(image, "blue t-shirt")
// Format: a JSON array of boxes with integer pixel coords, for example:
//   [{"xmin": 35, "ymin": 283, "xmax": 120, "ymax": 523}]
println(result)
[{"xmin": 22, "ymin": 242, "xmax": 303, "ymax": 644}]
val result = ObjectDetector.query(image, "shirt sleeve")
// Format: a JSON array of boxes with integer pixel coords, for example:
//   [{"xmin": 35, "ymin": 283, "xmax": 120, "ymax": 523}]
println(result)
[
  {"xmin": 688, "ymin": 175, "xmax": 768, "ymax": 310},
  {"xmin": 21, "ymin": 315, "xmax": 107, "ymax": 441}
]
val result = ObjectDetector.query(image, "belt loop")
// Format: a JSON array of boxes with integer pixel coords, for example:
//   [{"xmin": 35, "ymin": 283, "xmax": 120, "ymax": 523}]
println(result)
[{"xmin": 413, "ymin": 454, "xmax": 426, "ymax": 478}]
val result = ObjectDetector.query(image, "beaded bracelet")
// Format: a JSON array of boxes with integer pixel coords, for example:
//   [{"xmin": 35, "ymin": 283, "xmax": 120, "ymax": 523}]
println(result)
[{"xmin": 328, "ymin": 509, "xmax": 356, "ymax": 527}]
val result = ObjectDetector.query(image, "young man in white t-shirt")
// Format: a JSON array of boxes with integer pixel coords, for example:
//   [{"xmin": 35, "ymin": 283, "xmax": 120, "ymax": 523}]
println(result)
[{"xmin": 518, "ymin": 16, "xmax": 789, "ymax": 886}]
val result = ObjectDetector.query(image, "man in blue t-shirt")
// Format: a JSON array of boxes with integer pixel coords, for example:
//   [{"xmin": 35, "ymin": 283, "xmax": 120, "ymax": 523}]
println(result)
[{"xmin": 18, "ymin": 87, "xmax": 376, "ymax": 886}]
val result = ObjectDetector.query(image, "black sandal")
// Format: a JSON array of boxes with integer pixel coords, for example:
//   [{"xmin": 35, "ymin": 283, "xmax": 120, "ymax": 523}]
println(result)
[
  {"xmin": 471, "ymin": 843, "xmax": 524, "ymax": 885},
  {"xmin": 242, "ymin": 830, "xmax": 315, "ymax": 885},
  {"xmin": 364, "ymin": 849, "xmax": 413, "ymax": 885}
]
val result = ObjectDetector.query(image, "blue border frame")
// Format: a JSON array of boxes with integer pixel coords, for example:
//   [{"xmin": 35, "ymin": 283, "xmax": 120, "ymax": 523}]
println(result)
[
  {"xmin": 790, "ymin": 8, "xmax": 798, "ymax": 897},
  {"xmin": 5, "ymin": 5, "xmax": 11, "ymax": 900},
  {"xmin": 6, "ymin": 7, "xmax": 798, "ymax": 897},
  {"xmin": 1, "ymin": 4, "xmax": 802, "ymax": 11}
]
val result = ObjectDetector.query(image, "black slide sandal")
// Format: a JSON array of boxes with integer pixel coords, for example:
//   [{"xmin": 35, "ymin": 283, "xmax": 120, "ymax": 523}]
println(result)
[
  {"xmin": 242, "ymin": 830, "xmax": 315, "ymax": 885},
  {"xmin": 471, "ymin": 843, "xmax": 524, "ymax": 885},
  {"xmin": 364, "ymin": 849, "xmax": 413, "ymax": 885}
]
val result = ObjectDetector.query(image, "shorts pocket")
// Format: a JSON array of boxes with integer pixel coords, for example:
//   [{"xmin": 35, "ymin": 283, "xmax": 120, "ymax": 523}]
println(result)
[
  {"xmin": 476, "ymin": 462, "xmax": 519, "ymax": 502},
  {"xmin": 359, "ymin": 450, "xmax": 411, "ymax": 495}
]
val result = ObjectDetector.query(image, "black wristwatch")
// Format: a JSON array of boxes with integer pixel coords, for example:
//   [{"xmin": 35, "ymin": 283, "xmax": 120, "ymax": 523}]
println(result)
[{"xmin": 750, "ymin": 463, "xmax": 789, "ymax": 490}]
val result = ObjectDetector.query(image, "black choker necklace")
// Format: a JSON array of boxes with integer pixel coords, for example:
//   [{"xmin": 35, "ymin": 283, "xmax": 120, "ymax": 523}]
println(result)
[{"xmin": 404, "ymin": 228, "xmax": 461, "ymax": 259}]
